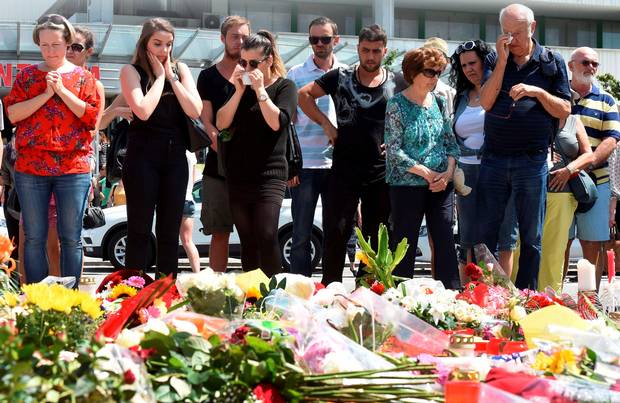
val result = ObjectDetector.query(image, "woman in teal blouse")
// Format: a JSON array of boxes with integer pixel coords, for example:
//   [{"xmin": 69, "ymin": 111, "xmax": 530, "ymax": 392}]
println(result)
[{"xmin": 385, "ymin": 46, "xmax": 460, "ymax": 289}]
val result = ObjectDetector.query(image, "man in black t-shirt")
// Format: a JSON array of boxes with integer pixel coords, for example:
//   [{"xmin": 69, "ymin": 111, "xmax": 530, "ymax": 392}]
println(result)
[
  {"xmin": 197, "ymin": 16, "xmax": 250, "ymax": 272},
  {"xmin": 299, "ymin": 24, "xmax": 397, "ymax": 285}
]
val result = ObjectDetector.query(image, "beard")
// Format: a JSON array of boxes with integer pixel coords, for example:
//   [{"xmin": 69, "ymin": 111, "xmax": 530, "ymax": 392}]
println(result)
[
  {"xmin": 359, "ymin": 61, "xmax": 381, "ymax": 73},
  {"xmin": 224, "ymin": 46, "xmax": 241, "ymax": 60},
  {"xmin": 313, "ymin": 48, "xmax": 331, "ymax": 60},
  {"xmin": 573, "ymin": 70, "xmax": 595, "ymax": 85}
]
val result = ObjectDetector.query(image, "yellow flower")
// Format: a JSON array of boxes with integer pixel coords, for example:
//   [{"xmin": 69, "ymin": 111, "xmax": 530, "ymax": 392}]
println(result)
[
  {"xmin": 79, "ymin": 295, "xmax": 103, "ymax": 319},
  {"xmin": 22, "ymin": 283, "xmax": 102, "ymax": 318},
  {"xmin": 532, "ymin": 352, "xmax": 553, "ymax": 372},
  {"xmin": 355, "ymin": 251, "xmax": 369, "ymax": 266},
  {"xmin": 550, "ymin": 349, "xmax": 579, "ymax": 375},
  {"xmin": 0, "ymin": 292, "xmax": 19, "ymax": 307},
  {"xmin": 246, "ymin": 286, "xmax": 262, "ymax": 300},
  {"xmin": 109, "ymin": 283, "xmax": 138, "ymax": 300}
]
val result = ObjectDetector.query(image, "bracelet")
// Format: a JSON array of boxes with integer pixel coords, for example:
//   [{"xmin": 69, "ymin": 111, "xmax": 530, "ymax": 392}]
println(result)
[{"xmin": 566, "ymin": 164, "xmax": 578, "ymax": 175}]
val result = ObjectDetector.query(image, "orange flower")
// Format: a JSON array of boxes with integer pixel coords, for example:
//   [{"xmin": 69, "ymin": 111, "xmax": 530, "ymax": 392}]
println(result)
[
  {"xmin": 0, "ymin": 235, "xmax": 15, "ymax": 274},
  {"xmin": 355, "ymin": 251, "xmax": 369, "ymax": 266}
]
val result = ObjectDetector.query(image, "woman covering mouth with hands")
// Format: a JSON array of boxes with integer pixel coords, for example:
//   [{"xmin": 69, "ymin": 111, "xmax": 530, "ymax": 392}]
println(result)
[{"xmin": 119, "ymin": 17, "xmax": 202, "ymax": 277}]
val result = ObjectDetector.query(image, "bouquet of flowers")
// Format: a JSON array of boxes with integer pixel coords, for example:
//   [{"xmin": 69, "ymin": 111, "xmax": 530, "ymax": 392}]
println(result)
[{"xmin": 177, "ymin": 268, "xmax": 245, "ymax": 319}]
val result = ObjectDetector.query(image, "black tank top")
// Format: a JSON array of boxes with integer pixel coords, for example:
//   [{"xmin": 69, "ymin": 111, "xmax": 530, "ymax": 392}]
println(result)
[{"xmin": 128, "ymin": 64, "xmax": 188, "ymax": 147}]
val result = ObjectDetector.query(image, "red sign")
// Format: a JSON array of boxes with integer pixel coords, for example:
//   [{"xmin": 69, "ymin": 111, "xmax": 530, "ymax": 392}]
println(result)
[{"xmin": 0, "ymin": 63, "xmax": 101, "ymax": 88}]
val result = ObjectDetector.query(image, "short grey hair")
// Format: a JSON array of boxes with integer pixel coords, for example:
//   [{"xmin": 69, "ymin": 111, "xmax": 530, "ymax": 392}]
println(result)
[{"xmin": 499, "ymin": 3, "xmax": 535, "ymax": 29}]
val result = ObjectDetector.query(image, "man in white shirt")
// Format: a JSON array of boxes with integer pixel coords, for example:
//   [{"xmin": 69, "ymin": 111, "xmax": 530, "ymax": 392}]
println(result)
[{"xmin": 287, "ymin": 17, "xmax": 347, "ymax": 277}]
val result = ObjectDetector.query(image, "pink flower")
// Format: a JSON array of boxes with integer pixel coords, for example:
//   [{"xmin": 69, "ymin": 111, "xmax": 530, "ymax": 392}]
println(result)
[
  {"xmin": 137, "ymin": 305, "xmax": 162, "ymax": 324},
  {"xmin": 124, "ymin": 276, "xmax": 146, "ymax": 289}
]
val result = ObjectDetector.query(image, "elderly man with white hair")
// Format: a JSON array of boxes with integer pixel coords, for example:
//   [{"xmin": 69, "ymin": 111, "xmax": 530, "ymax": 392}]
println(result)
[
  {"xmin": 476, "ymin": 3, "xmax": 571, "ymax": 290},
  {"xmin": 566, "ymin": 46, "xmax": 620, "ymax": 290}
]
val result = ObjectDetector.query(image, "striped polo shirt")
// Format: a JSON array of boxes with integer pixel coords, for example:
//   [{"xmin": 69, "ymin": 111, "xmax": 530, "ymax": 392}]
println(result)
[
  {"xmin": 572, "ymin": 83, "xmax": 620, "ymax": 184},
  {"xmin": 287, "ymin": 54, "xmax": 347, "ymax": 169}
]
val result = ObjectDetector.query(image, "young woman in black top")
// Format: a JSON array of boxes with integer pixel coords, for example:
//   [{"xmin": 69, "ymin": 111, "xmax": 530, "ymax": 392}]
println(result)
[
  {"xmin": 120, "ymin": 18, "xmax": 202, "ymax": 276},
  {"xmin": 216, "ymin": 30, "xmax": 297, "ymax": 276}
]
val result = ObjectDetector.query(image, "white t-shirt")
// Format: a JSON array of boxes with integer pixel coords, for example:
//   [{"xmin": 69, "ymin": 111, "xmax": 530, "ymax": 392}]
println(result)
[
  {"xmin": 454, "ymin": 105, "xmax": 485, "ymax": 165},
  {"xmin": 186, "ymin": 151, "xmax": 197, "ymax": 200}
]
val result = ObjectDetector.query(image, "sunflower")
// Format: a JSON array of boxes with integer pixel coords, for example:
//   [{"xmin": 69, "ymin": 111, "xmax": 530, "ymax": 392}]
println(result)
[
  {"xmin": 109, "ymin": 283, "xmax": 138, "ymax": 300},
  {"xmin": 246, "ymin": 286, "xmax": 262, "ymax": 300},
  {"xmin": 78, "ymin": 295, "xmax": 103, "ymax": 319}
]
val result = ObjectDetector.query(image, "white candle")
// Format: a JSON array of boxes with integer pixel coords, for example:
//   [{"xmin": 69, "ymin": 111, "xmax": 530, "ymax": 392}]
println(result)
[{"xmin": 577, "ymin": 259, "xmax": 597, "ymax": 291}]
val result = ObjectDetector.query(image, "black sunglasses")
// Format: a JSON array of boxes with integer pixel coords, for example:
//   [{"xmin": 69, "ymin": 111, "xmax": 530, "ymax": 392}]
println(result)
[
  {"xmin": 456, "ymin": 40, "xmax": 477, "ymax": 55},
  {"xmin": 309, "ymin": 36, "xmax": 333, "ymax": 45},
  {"xmin": 68, "ymin": 43, "xmax": 86, "ymax": 53},
  {"xmin": 580, "ymin": 59, "xmax": 599, "ymax": 68},
  {"xmin": 238, "ymin": 57, "xmax": 266, "ymax": 69},
  {"xmin": 422, "ymin": 68, "xmax": 443, "ymax": 78}
]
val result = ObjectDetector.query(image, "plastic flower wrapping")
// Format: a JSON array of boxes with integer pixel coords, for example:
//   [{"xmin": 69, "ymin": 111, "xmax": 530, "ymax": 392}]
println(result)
[{"xmin": 176, "ymin": 268, "xmax": 245, "ymax": 319}]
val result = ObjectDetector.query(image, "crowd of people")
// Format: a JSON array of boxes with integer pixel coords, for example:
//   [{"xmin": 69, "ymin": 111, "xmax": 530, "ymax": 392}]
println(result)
[{"xmin": 2, "ymin": 2, "xmax": 620, "ymax": 293}]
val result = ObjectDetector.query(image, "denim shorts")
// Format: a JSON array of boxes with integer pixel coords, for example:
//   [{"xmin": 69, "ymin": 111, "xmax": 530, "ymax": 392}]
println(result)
[
  {"xmin": 570, "ymin": 181, "xmax": 611, "ymax": 241},
  {"xmin": 182, "ymin": 200, "xmax": 196, "ymax": 218}
]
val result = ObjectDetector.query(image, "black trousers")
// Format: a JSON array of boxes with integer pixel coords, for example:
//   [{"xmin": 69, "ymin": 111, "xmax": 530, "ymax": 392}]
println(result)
[
  {"xmin": 321, "ymin": 174, "xmax": 390, "ymax": 285},
  {"xmin": 390, "ymin": 184, "xmax": 459, "ymax": 289},
  {"xmin": 228, "ymin": 179, "xmax": 286, "ymax": 278},
  {"xmin": 123, "ymin": 134, "xmax": 188, "ymax": 276}
]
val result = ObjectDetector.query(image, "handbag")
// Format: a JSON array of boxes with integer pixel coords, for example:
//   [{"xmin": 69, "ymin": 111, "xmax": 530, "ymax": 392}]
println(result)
[
  {"xmin": 186, "ymin": 117, "xmax": 212, "ymax": 152},
  {"xmin": 570, "ymin": 170, "xmax": 598, "ymax": 213},
  {"xmin": 286, "ymin": 121, "xmax": 303, "ymax": 180},
  {"xmin": 83, "ymin": 206, "xmax": 106, "ymax": 229}
]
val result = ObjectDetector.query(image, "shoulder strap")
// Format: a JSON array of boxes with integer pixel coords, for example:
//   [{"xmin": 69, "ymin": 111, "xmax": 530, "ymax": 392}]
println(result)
[{"xmin": 433, "ymin": 92, "xmax": 444, "ymax": 114}]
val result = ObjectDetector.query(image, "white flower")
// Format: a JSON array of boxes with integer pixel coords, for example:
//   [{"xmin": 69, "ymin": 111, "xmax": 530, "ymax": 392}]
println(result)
[
  {"xmin": 170, "ymin": 319, "xmax": 199, "ymax": 335},
  {"xmin": 326, "ymin": 282, "xmax": 348, "ymax": 295},
  {"xmin": 509, "ymin": 305, "xmax": 527, "ymax": 322},
  {"xmin": 399, "ymin": 295, "xmax": 417, "ymax": 311},
  {"xmin": 58, "ymin": 350, "xmax": 79, "ymax": 362},
  {"xmin": 382, "ymin": 287, "xmax": 403, "ymax": 303},
  {"xmin": 275, "ymin": 273, "xmax": 315, "ymax": 300},
  {"xmin": 142, "ymin": 318, "xmax": 170, "ymax": 336},
  {"xmin": 310, "ymin": 288, "xmax": 337, "ymax": 307},
  {"xmin": 116, "ymin": 328, "xmax": 144, "ymax": 349},
  {"xmin": 321, "ymin": 351, "xmax": 364, "ymax": 373}
]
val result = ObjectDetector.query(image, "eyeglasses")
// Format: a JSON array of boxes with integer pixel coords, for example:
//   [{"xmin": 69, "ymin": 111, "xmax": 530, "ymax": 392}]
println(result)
[
  {"xmin": 579, "ymin": 59, "xmax": 599, "ymax": 68},
  {"xmin": 486, "ymin": 90, "xmax": 520, "ymax": 119},
  {"xmin": 422, "ymin": 68, "xmax": 443, "ymax": 78},
  {"xmin": 68, "ymin": 43, "xmax": 86, "ymax": 53},
  {"xmin": 37, "ymin": 14, "xmax": 65, "ymax": 25},
  {"xmin": 238, "ymin": 57, "xmax": 266, "ymax": 69},
  {"xmin": 309, "ymin": 36, "xmax": 333, "ymax": 45},
  {"xmin": 456, "ymin": 40, "xmax": 477, "ymax": 55}
]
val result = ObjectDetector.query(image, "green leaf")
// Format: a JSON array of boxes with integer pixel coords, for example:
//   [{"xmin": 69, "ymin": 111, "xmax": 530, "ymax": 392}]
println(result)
[
  {"xmin": 355, "ymin": 227, "xmax": 377, "ymax": 259},
  {"xmin": 170, "ymin": 376, "xmax": 191, "ymax": 399},
  {"xmin": 390, "ymin": 238, "xmax": 409, "ymax": 270},
  {"xmin": 245, "ymin": 335, "xmax": 273, "ymax": 354},
  {"xmin": 277, "ymin": 278, "xmax": 287, "ymax": 290},
  {"xmin": 377, "ymin": 224, "xmax": 389, "ymax": 267},
  {"xmin": 269, "ymin": 276, "xmax": 277, "ymax": 290},
  {"xmin": 260, "ymin": 283, "xmax": 269, "ymax": 298}
]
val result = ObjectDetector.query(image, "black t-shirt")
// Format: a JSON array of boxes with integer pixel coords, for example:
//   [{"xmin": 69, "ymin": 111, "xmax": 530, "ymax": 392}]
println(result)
[
  {"xmin": 224, "ymin": 78, "xmax": 298, "ymax": 184},
  {"xmin": 315, "ymin": 67, "xmax": 397, "ymax": 184},
  {"xmin": 196, "ymin": 65, "xmax": 236, "ymax": 178}
]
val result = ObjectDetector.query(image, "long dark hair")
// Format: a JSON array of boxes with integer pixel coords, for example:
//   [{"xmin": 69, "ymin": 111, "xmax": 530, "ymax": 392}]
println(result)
[{"xmin": 449, "ymin": 40, "xmax": 492, "ymax": 96}]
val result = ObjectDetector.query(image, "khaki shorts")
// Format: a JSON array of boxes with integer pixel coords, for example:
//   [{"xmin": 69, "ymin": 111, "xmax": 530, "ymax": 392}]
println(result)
[{"xmin": 200, "ymin": 175, "xmax": 234, "ymax": 235}]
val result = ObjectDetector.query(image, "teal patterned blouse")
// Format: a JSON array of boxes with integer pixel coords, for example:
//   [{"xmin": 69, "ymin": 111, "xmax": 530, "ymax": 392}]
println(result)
[{"xmin": 385, "ymin": 92, "xmax": 460, "ymax": 187}]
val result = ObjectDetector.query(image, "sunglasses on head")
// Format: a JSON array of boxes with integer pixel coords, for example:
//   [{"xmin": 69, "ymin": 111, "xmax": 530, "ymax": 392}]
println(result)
[
  {"xmin": 309, "ymin": 36, "xmax": 333, "ymax": 45},
  {"xmin": 455, "ymin": 40, "xmax": 477, "ymax": 55},
  {"xmin": 37, "ymin": 14, "xmax": 65, "ymax": 25},
  {"xmin": 238, "ymin": 57, "xmax": 266, "ymax": 69},
  {"xmin": 68, "ymin": 43, "xmax": 86, "ymax": 53},
  {"xmin": 422, "ymin": 68, "xmax": 443, "ymax": 78},
  {"xmin": 580, "ymin": 59, "xmax": 599, "ymax": 68}
]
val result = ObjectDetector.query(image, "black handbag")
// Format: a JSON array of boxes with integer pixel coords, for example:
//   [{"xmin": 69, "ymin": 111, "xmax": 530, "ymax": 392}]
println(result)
[
  {"xmin": 83, "ymin": 206, "xmax": 106, "ymax": 229},
  {"xmin": 186, "ymin": 117, "xmax": 212, "ymax": 152},
  {"xmin": 286, "ymin": 121, "xmax": 303, "ymax": 180},
  {"xmin": 570, "ymin": 170, "xmax": 598, "ymax": 213}
]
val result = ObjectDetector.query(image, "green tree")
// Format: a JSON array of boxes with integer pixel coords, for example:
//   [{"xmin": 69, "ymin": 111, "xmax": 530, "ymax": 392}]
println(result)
[{"xmin": 597, "ymin": 73, "xmax": 620, "ymax": 101}]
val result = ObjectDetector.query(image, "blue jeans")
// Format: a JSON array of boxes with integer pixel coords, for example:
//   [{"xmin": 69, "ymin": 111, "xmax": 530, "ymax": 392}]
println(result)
[
  {"xmin": 290, "ymin": 169, "xmax": 330, "ymax": 277},
  {"xmin": 15, "ymin": 172, "xmax": 91, "ymax": 284},
  {"xmin": 476, "ymin": 152, "xmax": 547, "ymax": 289}
]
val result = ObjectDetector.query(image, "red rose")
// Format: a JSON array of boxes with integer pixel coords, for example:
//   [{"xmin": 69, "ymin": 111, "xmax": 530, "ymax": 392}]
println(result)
[
  {"xmin": 370, "ymin": 281, "xmax": 386, "ymax": 295},
  {"xmin": 464, "ymin": 263, "xmax": 483, "ymax": 281},
  {"xmin": 123, "ymin": 369, "xmax": 136, "ymax": 384},
  {"xmin": 253, "ymin": 383, "xmax": 285, "ymax": 403},
  {"xmin": 313, "ymin": 282, "xmax": 325, "ymax": 295},
  {"xmin": 231, "ymin": 325, "xmax": 251, "ymax": 344}
]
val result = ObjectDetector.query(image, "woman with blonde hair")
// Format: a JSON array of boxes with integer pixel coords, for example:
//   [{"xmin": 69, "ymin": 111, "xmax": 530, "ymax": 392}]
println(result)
[
  {"xmin": 120, "ymin": 18, "xmax": 202, "ymax": 276},
  {"xmin": 216, "ymin": 30, "xmax": 297, "ymax": 276},
  {"xmin": 4, "ymin": 14, "xmax": 101, "ymax": 284}
]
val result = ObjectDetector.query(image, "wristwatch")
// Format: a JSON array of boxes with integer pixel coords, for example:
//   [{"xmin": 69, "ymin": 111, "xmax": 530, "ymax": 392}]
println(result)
[
  {"xmin": 168, "ymin": 73, "xmax": 179, "ymax": 83},
  {"xmin": 566, "ymin": 164, "xmax": 578, "ymax": 175},
  {"xmin": 257, "ymin": 92, "xmax": 269, "ymax": 102}
]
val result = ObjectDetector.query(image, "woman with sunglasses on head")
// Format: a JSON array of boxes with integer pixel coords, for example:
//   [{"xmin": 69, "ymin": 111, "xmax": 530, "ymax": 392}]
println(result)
[
  {"xmin": 120, "ymin": 18, "xmax": 202, "ymax": 277},
  {"xmin": 385, "ymin": 47, "xmax": 460, "ymax": 289},
  {"xmin": 4, "ymin": 14, "xmax": 101, "ymax": 284},
  {"xmin": 449, "ymin": 39, "xmax": 519, "ymax": 280},
  {"xmin": 216, "ymin": 30, "xmax": 297, "ymax": 277}
]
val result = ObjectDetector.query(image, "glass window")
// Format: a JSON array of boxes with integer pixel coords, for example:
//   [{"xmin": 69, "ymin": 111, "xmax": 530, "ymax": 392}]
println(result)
[
  {"xmin": 426, "ymin": 11, "xmax": 478, "ymax": 42},
  {"xmin": 603, "ymin": 21, "xmax": 620, "ymax": 49},
  {"xmin": 230, "ymin": 0, "xmax": 292, "ymax": 32},
  {"xmin": 394, "ymin": 8, "xmax": 418, "ymax": 39},
  {"xmin": 545, "ymin": 18, "xmax": 596, "ymax": 48}
]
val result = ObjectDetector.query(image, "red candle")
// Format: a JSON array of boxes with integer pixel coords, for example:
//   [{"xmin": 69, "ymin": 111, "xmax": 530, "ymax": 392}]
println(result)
[{"xmin": 608, "ymin": 249, "xmax": 615, "ymax": 284}]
